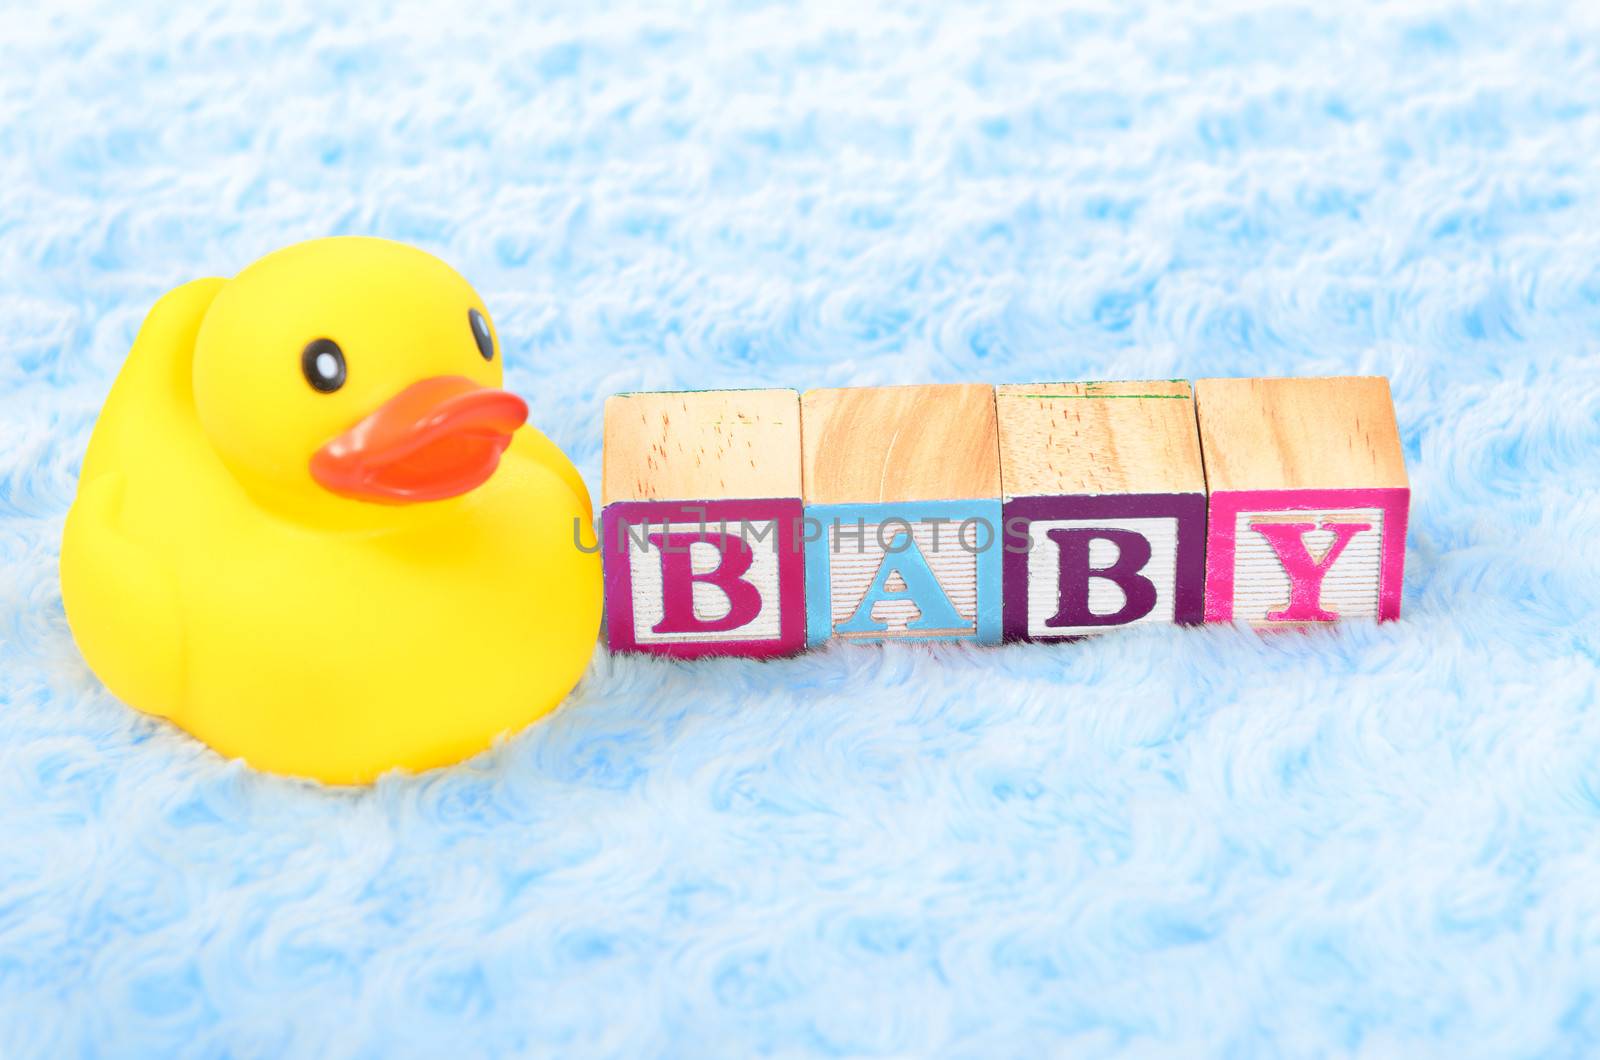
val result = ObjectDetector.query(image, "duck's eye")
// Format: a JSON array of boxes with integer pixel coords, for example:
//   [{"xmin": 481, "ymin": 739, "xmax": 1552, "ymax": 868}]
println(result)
[
  {"xmin": 469, "ymin": 308, "xmax": 495, "ymax": 362},
  {"xmin": 301, "ymin": 338, "xmax": 346, "ymax": 393}
]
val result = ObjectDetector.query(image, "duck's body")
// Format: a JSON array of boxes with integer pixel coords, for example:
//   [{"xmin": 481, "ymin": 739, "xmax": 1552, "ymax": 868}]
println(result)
[{"xmin": 62, "ymin": 239, "xmax": 601, "ymax": 783}]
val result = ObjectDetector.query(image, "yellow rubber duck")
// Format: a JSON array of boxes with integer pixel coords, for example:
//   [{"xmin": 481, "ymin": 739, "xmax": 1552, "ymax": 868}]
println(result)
[{"xmin": 61, "ymin": 237, "xmax": 602, "ymax": 784}]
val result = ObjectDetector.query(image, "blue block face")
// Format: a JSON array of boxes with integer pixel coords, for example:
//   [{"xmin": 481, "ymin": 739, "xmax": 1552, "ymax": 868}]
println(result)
[{"xmin": 803, "ymin": 500, "xmax": 1003, "ymax": 646}]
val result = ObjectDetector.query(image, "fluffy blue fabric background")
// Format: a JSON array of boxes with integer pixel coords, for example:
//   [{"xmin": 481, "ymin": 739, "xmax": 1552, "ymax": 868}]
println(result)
[{"xmin": 4, "ymin": 0, "xmax": 1599, "ymax": 1055}]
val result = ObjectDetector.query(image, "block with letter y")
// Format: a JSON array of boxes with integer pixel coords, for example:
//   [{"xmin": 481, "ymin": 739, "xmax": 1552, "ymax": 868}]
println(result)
[
  {"xmin": 1194, "ymin": 376, "xmax": 1410, "ymax": 625},
  {"xmin": 600, "ymin": 389, "xmax": 806, "ymax": 657},
  {"xmin": 801, "ymin": 384, "xmax": 1003, "ymax": 646},
  {"xmin": 996, "ymin": 381, "xmax": 1208, "ymax": 640}
]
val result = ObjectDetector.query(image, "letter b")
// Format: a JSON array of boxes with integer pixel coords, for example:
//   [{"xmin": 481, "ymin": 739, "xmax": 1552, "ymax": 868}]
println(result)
[
  {"xmin": 649, "ymin": 532, "xmax": 763, "ymax": 634},
  {"xmin": 1045, "ymin": 527, "xmax": 1158, "ymax": 628}
]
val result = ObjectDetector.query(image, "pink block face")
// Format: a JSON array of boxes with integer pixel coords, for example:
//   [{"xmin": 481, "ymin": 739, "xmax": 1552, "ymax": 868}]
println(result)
[
  {"xmin": 1204, "ymin": 488, "xmax": 1409, "ymax": 624},
  {"xmin": 601, "ymin": 499, "xmax": 806, "ymax": 658}
]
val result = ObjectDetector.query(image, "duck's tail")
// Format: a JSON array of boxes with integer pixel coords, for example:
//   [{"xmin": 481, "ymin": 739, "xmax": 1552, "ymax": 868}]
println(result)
[{"xmin": 80, "ymin": 277, "xmax": 227, "ymax": 485}]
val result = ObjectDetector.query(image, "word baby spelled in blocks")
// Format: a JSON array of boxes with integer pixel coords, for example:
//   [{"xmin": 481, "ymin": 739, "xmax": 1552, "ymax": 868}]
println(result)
[
  {"xmin": 801, "ymin": 384, "xmax": 1003, "ymax": 646},
  {"xmin": 996, "ymin": 381, "xmax": 1208, "ymax": 640},
  {"xmin": 601, "ymin": 389, "xmax": 806, "ymax": 657},
  {"xmin": 1195, "ymin": 377, "xmax": 1409, "ymax": 625}
]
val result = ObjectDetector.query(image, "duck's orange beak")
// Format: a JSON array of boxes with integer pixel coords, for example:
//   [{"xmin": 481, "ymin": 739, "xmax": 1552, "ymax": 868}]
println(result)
[{"xmin": 310, "ymin": 376, "xmax": 528, "ymax": 504}]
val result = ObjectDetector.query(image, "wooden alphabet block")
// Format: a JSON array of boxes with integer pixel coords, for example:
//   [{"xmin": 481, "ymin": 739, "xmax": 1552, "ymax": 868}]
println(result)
[
  {"xmin": 601, "ymin": 389, "xmax": 806, "ymax": 657},
  {"xmin": 996, "ymin": 381, "xmax": 1208, "ymax": 641},
  {"xmin": 1194, "ymin": 376, "xmax": 1409, "ymax": 625},
  {"xmin": 801, "ymin": 384, "xmax": 1002, "ymax": 646}
]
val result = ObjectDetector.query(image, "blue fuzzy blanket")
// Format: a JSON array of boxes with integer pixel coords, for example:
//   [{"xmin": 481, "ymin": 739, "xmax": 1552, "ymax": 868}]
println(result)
[{"xmin": 4, "ymin": 1, "xmax": 1599, "ymax": 1055}]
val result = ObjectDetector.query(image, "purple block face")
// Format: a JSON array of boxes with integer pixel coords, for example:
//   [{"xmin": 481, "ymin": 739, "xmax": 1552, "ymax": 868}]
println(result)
[
  {"xmin": 1001, "ymin": 493, "xmax": 1208, "ymax": 642},
  {"xmin": 601, "ymin": 498, "xmax": 806, "ymax": 658}
]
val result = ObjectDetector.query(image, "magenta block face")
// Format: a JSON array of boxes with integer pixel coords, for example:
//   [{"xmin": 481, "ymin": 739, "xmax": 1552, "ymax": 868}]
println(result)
[
  {"xmin": 601, "ymin": 499, "xmax": 806, "ymax": 658},
  {"xmin": 1204, "ymin": 487, "xmax": 1410, "ymax": 623}
]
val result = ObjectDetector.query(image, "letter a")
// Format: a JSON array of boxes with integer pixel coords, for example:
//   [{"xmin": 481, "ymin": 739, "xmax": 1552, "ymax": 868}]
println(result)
[
  {"xmin": 1045, "ymin": 527, "xmax": 1158, "ymax": 628},
  {"xmin": 836, "ymin": 531, "xmax": 964, "ymax": 634},
  {"xmin": 1251, "ymin": 520, "xmax": 1372, "ymax": 622},
  {"xmin": 649, "ymin": 531, "xmax": 763, "ymax": 634}
]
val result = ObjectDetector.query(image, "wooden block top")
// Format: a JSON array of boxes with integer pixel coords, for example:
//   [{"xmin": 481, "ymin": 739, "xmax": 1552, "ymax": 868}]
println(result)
[
  {"xmin": 1194, "ymin": 376, "xmax": 1408, "ymax": 492},
  {"xmin": 995, "ymin": 380, "xmax": 1206, "ymax": 498},
  {"xmin": 602, "ymin": 388, "xmax": 802, "ymax": 504},
  {"xmin": 801, "ymin": 384, "xmax": 1001, "ymax": 504}
]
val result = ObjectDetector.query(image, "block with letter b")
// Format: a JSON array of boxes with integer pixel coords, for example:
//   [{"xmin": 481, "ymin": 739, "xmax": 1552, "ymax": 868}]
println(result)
[
  {"xmin": 601, "ymin": 389, "xmax": 806, "ymax": 657},
  {"xmin": 996, "ymin": 381, "xmax": 1208, "ymax": 641},
  {"xmin": 801, "ymin": 384, "xmax": 1003, "ymax": 646},
  {"xmin": 1194, "ymin": 376, "xmax": 1409, "ymax": 626}
]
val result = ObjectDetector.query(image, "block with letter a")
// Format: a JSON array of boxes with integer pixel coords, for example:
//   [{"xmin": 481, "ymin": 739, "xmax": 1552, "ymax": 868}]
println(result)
[
  {"xmin": 1195, "ymin": 376, "xmax": 1410, "ymax": 626},
  {"xmin": 600, "ymin": 389, "xmax": 806, "ymax": 657},
  {"xmin": 996, "ymin": 381, "xmax": 1208, "ymax": 640},
  {"xmin": 801, "ymin": 384, "xmax": 1003, "ymax": 646}
]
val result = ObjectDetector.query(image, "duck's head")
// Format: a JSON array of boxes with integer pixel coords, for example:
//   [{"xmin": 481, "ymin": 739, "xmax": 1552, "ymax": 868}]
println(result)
[{"xmin": 193, "ymin": 237, "xmax": 528, "ymax": 515}]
